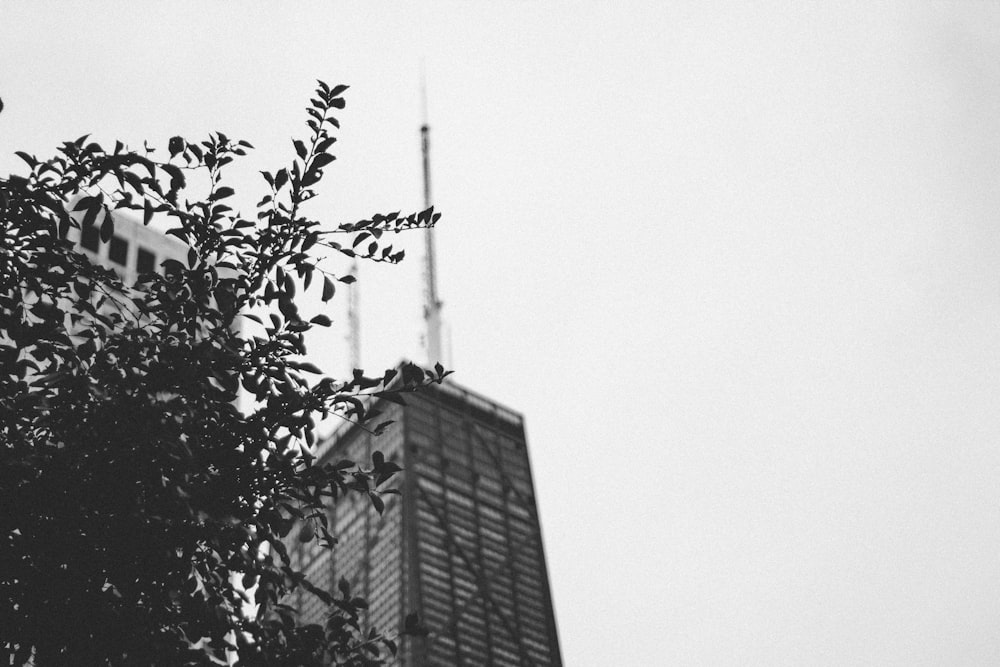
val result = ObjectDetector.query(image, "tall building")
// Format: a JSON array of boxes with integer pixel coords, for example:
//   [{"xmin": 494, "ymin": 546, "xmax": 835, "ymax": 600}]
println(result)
[{"xmin": 288, "ymin": 372, "xmax": 563, "ymax": 666}]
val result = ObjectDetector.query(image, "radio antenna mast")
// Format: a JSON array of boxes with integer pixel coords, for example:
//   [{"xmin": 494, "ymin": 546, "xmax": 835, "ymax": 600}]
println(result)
[
  {"xmin": 421, "ymin": 70, "xmax": 443, "ymax": 366},
  {"xmin": 347, "ymin": 259, "xmax": 360, "ymax": 370}
]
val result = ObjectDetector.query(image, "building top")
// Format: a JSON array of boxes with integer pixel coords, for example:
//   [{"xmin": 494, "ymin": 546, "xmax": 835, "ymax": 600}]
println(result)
[{"xmin": 314, "ymin": 362, "xmax": 524, "ymax": 463}]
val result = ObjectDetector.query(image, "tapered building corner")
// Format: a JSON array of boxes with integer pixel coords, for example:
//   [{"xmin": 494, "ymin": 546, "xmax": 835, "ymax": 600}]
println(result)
[{"xmin": 288, "ymin": 366, "xmax": 563, "ymax": 666}]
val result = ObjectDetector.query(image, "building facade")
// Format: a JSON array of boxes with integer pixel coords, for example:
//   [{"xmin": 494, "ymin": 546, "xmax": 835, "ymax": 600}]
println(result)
[
  {"xmin": 289, "ymin": 377, "xmax": 563, "ymax": 666},
  {"xmin": 70, "ymin": 209, "xmax": 189, "ymax": 282}
]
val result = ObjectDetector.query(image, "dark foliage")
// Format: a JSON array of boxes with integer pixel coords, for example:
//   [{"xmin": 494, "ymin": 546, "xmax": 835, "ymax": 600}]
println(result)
[{"xmin": 0, "ymin": 82, "xmax": 446, "ymax": 665}]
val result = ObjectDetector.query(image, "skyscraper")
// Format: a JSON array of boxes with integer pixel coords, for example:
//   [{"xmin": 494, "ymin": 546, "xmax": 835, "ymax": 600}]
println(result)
[{"xmin": 288, "ymin": 372, "xmax": 563, "ymax": 666}]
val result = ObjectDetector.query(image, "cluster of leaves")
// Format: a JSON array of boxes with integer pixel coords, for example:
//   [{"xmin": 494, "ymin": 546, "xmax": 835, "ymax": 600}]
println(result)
[{"xmin": 0, "ymin": 82, "xmax": 446, "ymax": 665}]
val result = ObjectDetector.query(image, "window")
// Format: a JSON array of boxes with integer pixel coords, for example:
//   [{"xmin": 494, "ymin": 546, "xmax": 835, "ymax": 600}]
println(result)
[
  {"xmin": 445, "ymin": 489, "xmax": 474, "ymax": 509},
  {"xmin": 109, "ymin": 235, "xmax": 128, "ymax": 266},
  {"xmin": 418, "ymin": 478, "xmax": 443, "ymax": 496},
  {"xmin": 136, "ymin": 246, "xmax": 156, "ymax": 273},
  {"xmin": 81, "ymin": 222, "xmax": 100, "ymax": 252}
]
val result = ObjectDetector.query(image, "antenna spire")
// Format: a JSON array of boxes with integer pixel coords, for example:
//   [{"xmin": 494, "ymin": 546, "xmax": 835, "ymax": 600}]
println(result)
[
  {"xmin": 421, "ymin": 72, "xmax": 443, "ymax": 366},
  {"xmin": 420, "ymin": 61, "xmax": 429, "ymax": 130},
  {"xmin": 347, "ymin": 260, "xmax": 360, "ymax": 370}
]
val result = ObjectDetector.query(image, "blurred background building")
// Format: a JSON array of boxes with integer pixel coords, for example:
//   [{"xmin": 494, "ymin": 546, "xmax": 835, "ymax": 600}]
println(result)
[{"xmin": 70, "ymin": 209, "xmax": 188, "ymax": 283}]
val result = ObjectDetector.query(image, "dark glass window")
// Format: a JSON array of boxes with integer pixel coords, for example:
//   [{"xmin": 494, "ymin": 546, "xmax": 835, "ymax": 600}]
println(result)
[
  {"xmin": 136, "ymin": 247, "xmax": 155, "ymax": 274},
  {"xmin": 109, "ymin": 235, "xmax": 128, "ymax": 266},
  {"xmin": 81, "ymin": 222, "xmax": 100, "ymax": 252}
]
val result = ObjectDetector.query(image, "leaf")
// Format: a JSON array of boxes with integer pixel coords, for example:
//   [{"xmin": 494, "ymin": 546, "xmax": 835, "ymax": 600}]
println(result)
[
  {"xmin": 165, "ymin": 227, "xmax": 186, "ymax": 242},
  {"xmin": 143, "ymin": 199, "xmax": 154, "ymax": 225},
  {"xmin": 289, "ymin": 360, "xmax": 322, "ymax": 373},
  {"xmin": 321, "ymin": 276, "xmax": 335, "ymax": 302},
  {"xmin": 372, "ymin": 420, "xmax": 395, "ymax": 436},
  {"xmin": 14, "ymin": 151, "xmax": 37, "ymax": 168},
  {"xmin": 73, "ymin": 195, "xmax": 97, "ymax": 212},
  {"xmin": 161, "ymin": 258, "xmax": 184, "ymax": 276},
  {"xmin": 211, "ymin": 186, "xmax": 235, "ymax": 201},
  {"xmin": 404, "ymin": 612, "xmax": 428, "ymax": 636},
  {"xmin": 352, "ymin": 231, "xmax": 370, "ymax": 248},
  {"xmin": 312, "ymin": 153, "xmax": 336, "ymax": 169},
  {"xmin": 368, "ymin": 492, "xmax": 385, "ymax": 515},
  {"xmin": 168, "ymin": 136, "xmax": 185, "ymax": 157},
  {"xmin": 161, "ymin": 163, "xmax": 185, "ymax": 194},
  {"xmin": 398, "ymin": 362, "xmax": 418, "ymax": 383},
  {"xmin": 298, "ymin": 522, "xmax": 314, "ymax": 542},
  {"xmin": 293, "ymin": 139, "xmax": 307, "ymax": 160},
  {"xmin": 376, "ymin": 465, "xmax": 401, "ymax": 487},
  {"xmin": 58, "ymin": 214, "xmax": 71, "ymax": 239},
  {"xmin": 99, "ymin": 211, "xmax": 114, "ymax": 243},
  {"xmin": 310, "ymin": 314, "xmax": 331, "ymax": 327}
]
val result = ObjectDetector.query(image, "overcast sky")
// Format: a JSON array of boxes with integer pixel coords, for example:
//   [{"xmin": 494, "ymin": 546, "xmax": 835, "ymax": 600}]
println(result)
[{"xmin": 4, "ymin": 2, "xmax": 1000, "ymax": 665}]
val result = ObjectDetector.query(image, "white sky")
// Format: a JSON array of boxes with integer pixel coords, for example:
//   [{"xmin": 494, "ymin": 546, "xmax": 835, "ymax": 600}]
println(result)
[{"xmin": 3, "ymin": 2, "xmax": 1000, "ymax": 664}]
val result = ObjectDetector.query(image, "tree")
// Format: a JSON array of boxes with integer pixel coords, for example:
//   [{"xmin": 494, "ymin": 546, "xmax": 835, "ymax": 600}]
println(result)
[{"xmin": 0, "ymin": 81, "xmax": 446, "ymax": 666}]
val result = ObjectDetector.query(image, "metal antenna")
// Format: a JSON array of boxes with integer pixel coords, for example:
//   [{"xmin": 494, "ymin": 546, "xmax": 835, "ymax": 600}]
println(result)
[
  {"xmin": 347, "ymin": 259, "xmax": 360, "ymax": 370},
  {"xmin": 421, "ymin": 70, "xmax": 443, "ymax": 366},
  {"xmin": 445, "ymin": 321, "xmax": 453, "ymax": 370}
]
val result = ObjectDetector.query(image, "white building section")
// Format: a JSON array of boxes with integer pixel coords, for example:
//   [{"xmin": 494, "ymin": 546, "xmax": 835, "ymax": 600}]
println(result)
[{"xmin": 69, "ymin": 207, "xmax": 189, "ymax": 283}]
